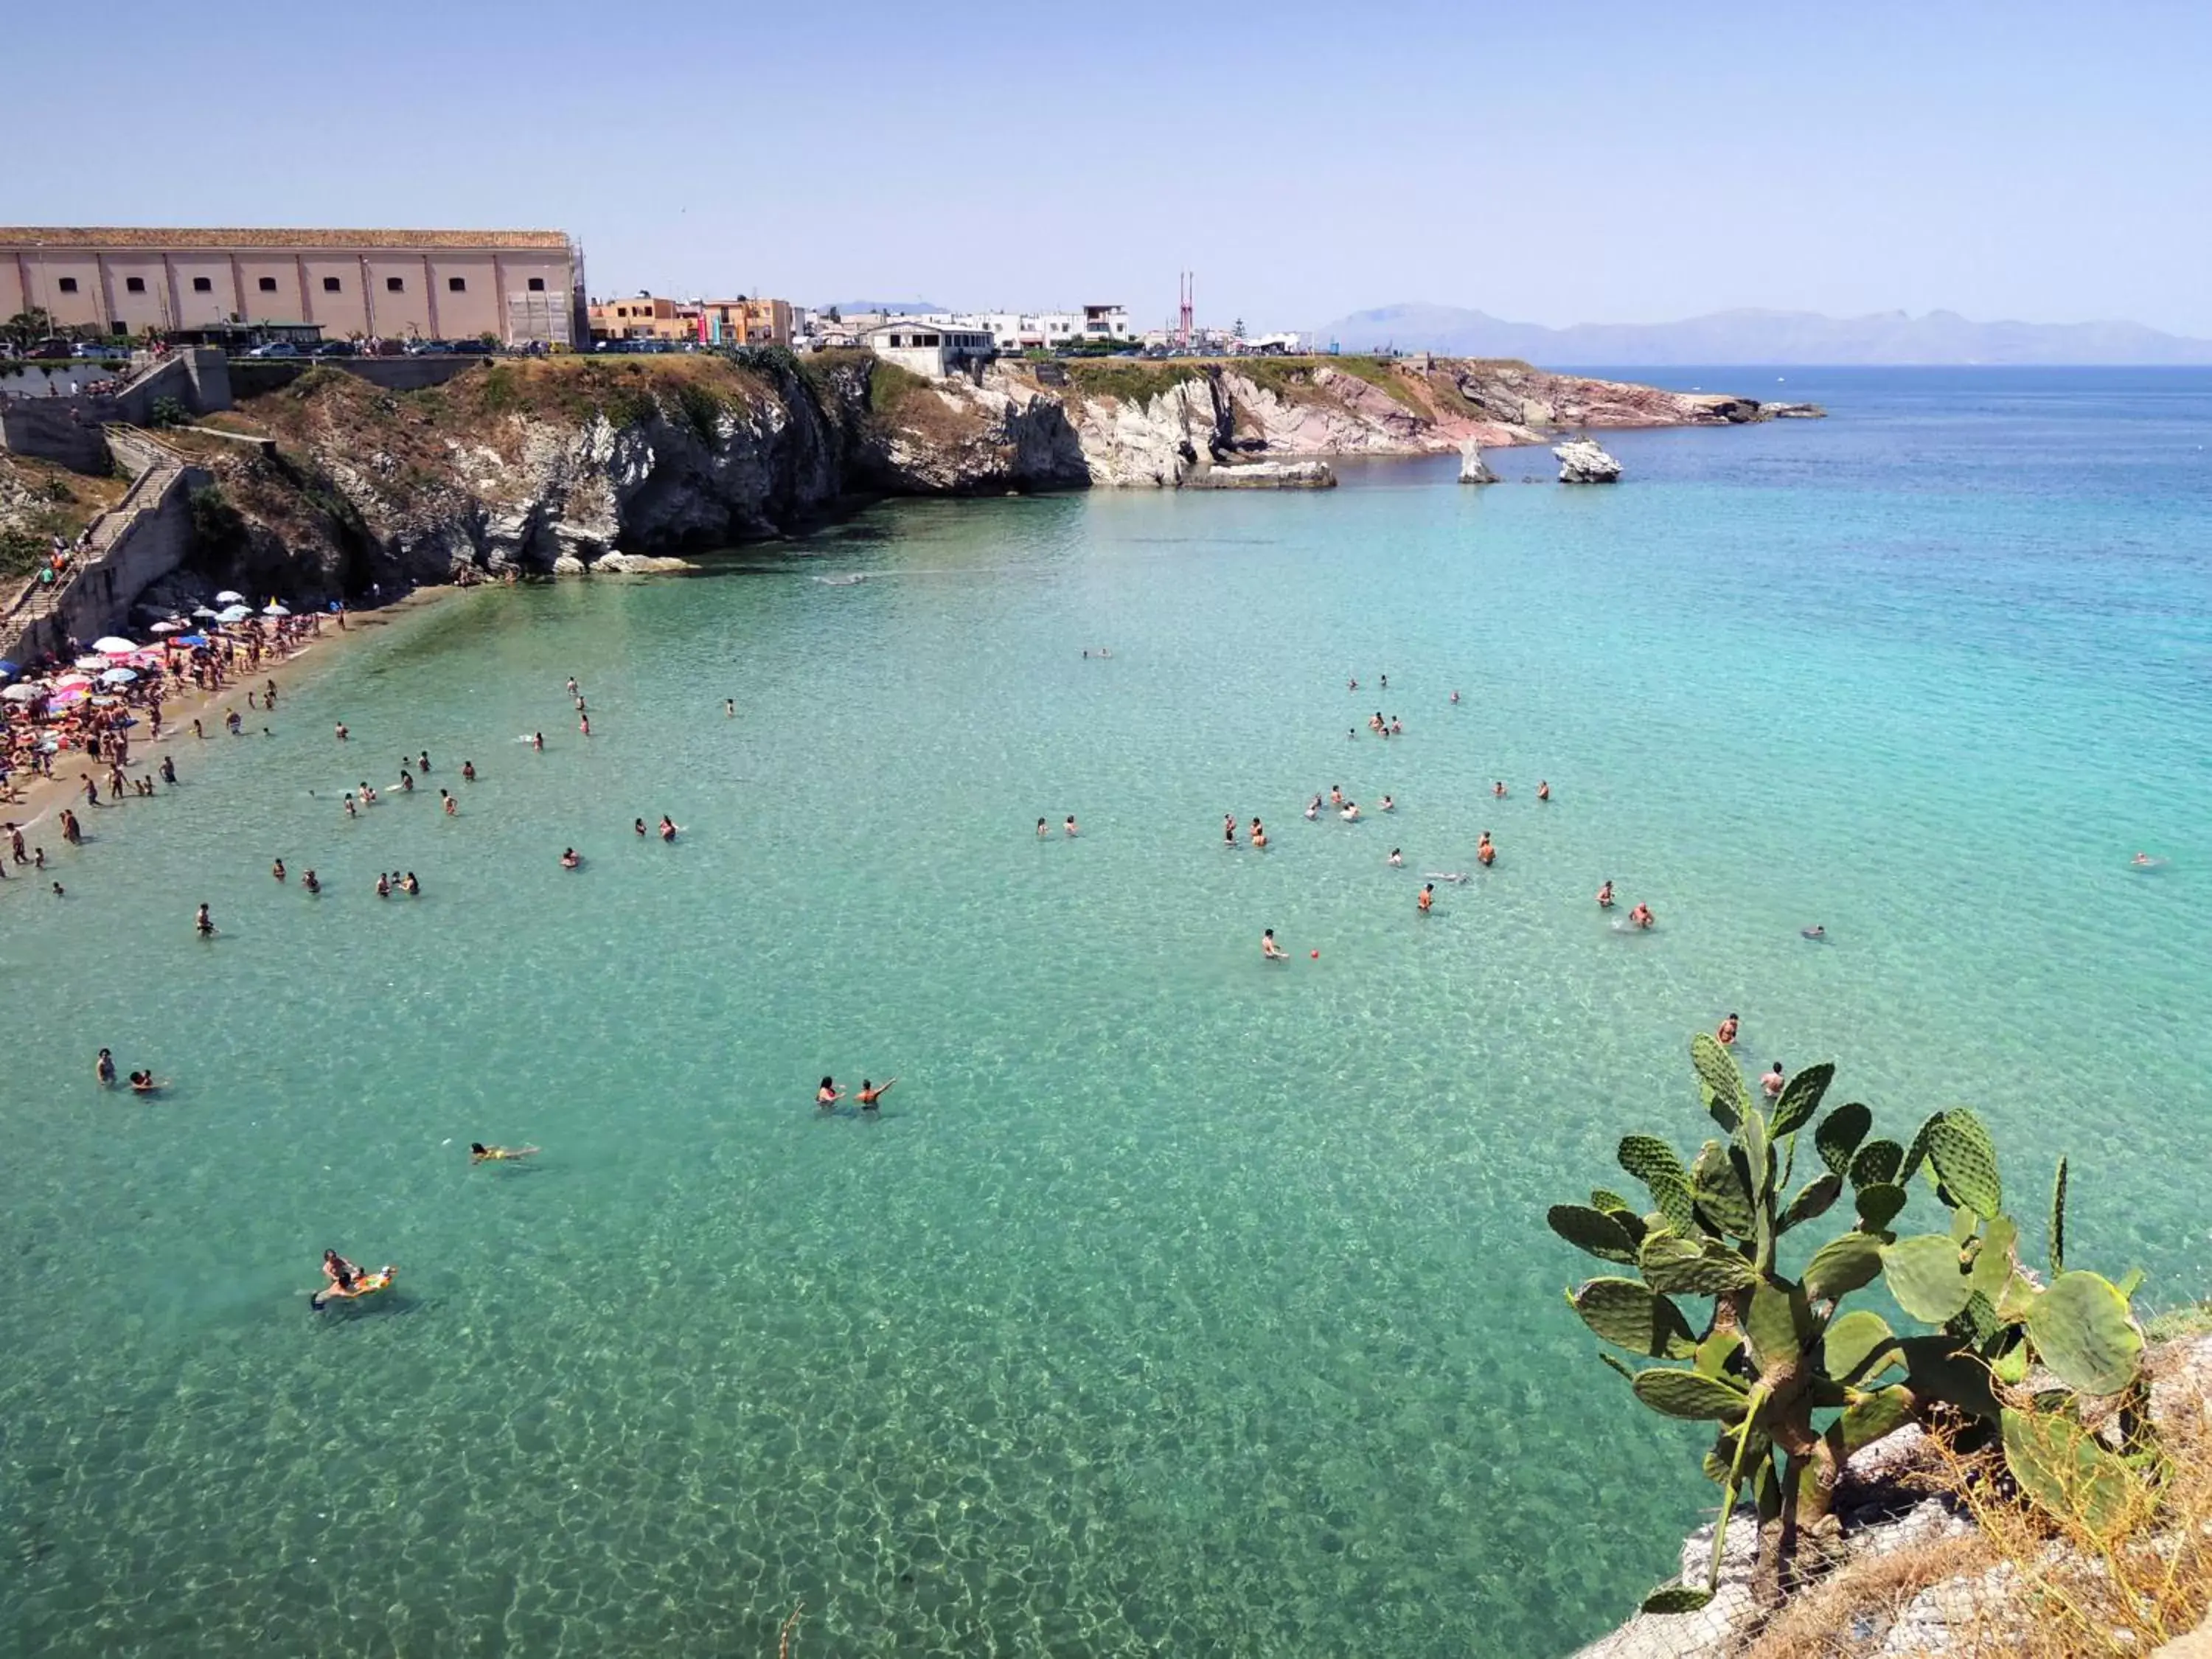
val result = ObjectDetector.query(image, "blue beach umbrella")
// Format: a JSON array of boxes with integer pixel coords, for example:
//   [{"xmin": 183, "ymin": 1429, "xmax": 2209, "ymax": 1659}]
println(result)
[
  {"xmin": 215, "ymin": 605, "xmax": 253, "ymax": 623},
  {"xmin": 0, "ymin": 660, "xmax": 18, "ymax": 680},
  {"xmin": 99, "ymin": 667, "xmax": 138, "ymax": 685}
]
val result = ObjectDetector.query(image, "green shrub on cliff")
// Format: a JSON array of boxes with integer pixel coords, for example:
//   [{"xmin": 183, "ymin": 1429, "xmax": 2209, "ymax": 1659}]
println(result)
[
  {"xmin": 867, "ymin": 361, "xmax": 930, "ymax": 414},
  {"xmin": 1551, "ymin": 1037, "xmax": 2155, "ymax": 1615},
  {"xmin": 1060, "ymin": 360, "xmax": 1204, "ymax": 406}
]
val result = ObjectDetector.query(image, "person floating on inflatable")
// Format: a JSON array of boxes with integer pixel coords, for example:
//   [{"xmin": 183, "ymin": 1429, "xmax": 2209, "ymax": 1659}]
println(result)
[{"xmin": 312, "ymin": 1249, "xmax": 397, "ymax": 1310}]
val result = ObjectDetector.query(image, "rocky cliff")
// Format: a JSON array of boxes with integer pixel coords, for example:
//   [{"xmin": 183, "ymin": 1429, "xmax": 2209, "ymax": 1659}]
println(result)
[{"xmin": 133, "ymin": 349, "xmax": 1804, "ymax": 603}]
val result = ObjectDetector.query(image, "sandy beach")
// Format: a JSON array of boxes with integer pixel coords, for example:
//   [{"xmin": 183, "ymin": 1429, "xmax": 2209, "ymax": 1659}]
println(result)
[{"xmin": 0, "ymin": 585, "xmax": 454, "ymax": 858}]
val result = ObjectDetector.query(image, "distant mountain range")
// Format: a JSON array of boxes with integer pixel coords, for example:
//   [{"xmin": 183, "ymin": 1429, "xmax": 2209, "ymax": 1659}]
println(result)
[{"xmin": 1318, "ymin": 305, "xmax": 2212, "ymax": 366}]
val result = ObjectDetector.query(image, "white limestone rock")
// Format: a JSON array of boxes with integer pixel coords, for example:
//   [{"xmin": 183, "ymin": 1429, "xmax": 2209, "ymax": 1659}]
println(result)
[
  {"xmin": 1458, "ymin": 439, "xmax": 1498, "ymax": 484},
  {"xmin": 1554, "ymin": 438, "xmax": 1623, "ymax": 483}
]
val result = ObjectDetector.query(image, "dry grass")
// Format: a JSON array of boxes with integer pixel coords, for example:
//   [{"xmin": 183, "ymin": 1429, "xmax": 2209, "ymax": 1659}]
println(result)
[
  {"xmin": 1885, "ymin": 1396, "xmax": 2211, "ymax": 1656},
  {"xmin": 1743, "ymin": 1534, "xmax": 1994, "ymax": 1659}
]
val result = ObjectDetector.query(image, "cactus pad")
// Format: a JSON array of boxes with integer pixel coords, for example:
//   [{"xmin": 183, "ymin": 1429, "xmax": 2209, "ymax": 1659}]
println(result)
[
  {"xmin": 1690, "ymin": 1032, "xmax": 1748, "ymax": 1127},
  {"xmin": 1882, "ymin": 1234, "xmax": 1975, "ymax": 1324},
  {"xmin": 1814, "ymin": 1102, "xmax": 1872, "ymax": 1178},
  {"xmin": 1641, "ymin": 1587, "xmax": 1717, "ymax": 1615},
  {"xmin": 1691, "ymin": 1139, "xmax": 1755, "ymax": 1238},
  {"xmin": 1804, "ymin": 1232, "xmax": 1886, "ymax": 1301},
  {"xmin": 2048, "ymin": 1156, "xmax": 2067, "ymax": 1276},
  {"xmin": 1854, "ymin": 1182, "xmax": 1909, "ymax": 1234},
  {"xmin": 2000, "ymin": 1408, "xmax": 2137, "ymax": 1537},
  {"xmin": 1769, "ymin": 1061, "xmax": 1834, "ymax": 1138},
  {"xmin": 1632, "ymin": 1367, "xmax": 1751, "ymax": 1422},
  {"xmin": 1848, "ymin": 1138, "xmax": 1905, "ymax": 1189},
  {"xmin": 1639, "ymin": 1231, "xmax": 1757, "ymax": 1295},
  {"xmin": 1778, "ymin": 1172, "xmax": 1843, "ymax": 1233},
  {"xmin": 1573, "ymin": 1277, "xmax": 1697, "ymax": 1357},
  {"xmin": 1745, "ymin": 1279, "xmax": 1815, "ymax": 1374},
  {"xmin": 1823, "ymin": 1309, "xmax": 1899, "ymax": 1382},
  {"xmin": 1926, "ymin": 1109, "xmax": 2003, "ymax": 1220},
  {"xmin": 1547, "ymin": 1203, "xmax": 1641, "ymax": 1263},
  {"xmin": 2025, "ymin": 1270, "xmax": 2144, "ymax": 1396}
]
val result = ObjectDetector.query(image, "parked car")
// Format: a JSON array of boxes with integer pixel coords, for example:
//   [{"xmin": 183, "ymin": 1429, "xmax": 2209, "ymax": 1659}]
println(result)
[
  {"xmin": 244, "ymin": 341, "xmax": 302, "ymax": 358},
  {"xmin": 311, "ymin": 340, "xmax": 358, "ymax": 358}
]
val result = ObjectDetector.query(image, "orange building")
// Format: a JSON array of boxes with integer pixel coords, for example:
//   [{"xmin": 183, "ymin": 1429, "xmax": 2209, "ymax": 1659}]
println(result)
[
  {"xmin": 699, "ymin": 297, "xmax": 793, "ymax": 347},
  {"xmin": 586, "ymin": 294, "xmax": 702, "ymax": 342},
  {"xmin": 0, "ymin": 227, "xmax": 584, "ymax": 345}
]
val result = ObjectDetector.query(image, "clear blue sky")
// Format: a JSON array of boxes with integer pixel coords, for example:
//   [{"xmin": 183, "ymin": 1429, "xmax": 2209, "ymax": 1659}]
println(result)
[{"xmin": 12, "ymin": 0, "xmax": 2210, "ymax": 336}]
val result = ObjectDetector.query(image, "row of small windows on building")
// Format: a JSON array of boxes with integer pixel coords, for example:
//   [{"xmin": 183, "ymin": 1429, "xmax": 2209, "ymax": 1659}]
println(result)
[{"xmin": 49, "ymin": 274, "xmax": 550, "ymax": 296}]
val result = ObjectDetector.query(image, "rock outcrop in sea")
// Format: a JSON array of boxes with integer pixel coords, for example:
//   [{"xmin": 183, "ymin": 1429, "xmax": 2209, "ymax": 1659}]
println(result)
[
  {"xmin": 1553, "ymin": 438, "xmax": 1623, "ymax": 483},
  {"xmin": 1458, "ymin": 439, "xmax": 1498, "ymax": 484}
]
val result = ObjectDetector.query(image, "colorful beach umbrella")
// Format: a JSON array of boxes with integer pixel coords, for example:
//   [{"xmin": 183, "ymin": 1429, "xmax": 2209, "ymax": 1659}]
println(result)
[
  {"xmin": 74, "ymin": 655, "xmax": 110, "ymax": 670},
  {"xmin": 215, "ymin": 605, "xmax": 253, "ymax": 623},
  {"xmin": 149, "ymin": 622, "xmax": 181, "ymax": 634},
  {"xmin": 262, "ymin": 603, "xmax": 291, "ymax": 617},
  {"xmin": 1, "ymin": 684, "xmax": 45, "ymax": 703},
  {"xmin": 175, "ymin": 633, "xmax": 209, "ymax": 647},
  {"xmin": 92, "ymin": 636, "xmax": 139, "ymax": 655}
]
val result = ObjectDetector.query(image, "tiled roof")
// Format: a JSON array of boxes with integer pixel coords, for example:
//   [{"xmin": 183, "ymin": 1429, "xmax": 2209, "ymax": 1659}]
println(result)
[{"xmin": 0, "ymin": 227, "xmax": 571, "ymax": 252}]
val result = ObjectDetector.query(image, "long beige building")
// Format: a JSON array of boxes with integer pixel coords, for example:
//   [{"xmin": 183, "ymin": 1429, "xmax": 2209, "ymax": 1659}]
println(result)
[{"xmin": 0, "ymin": 227, "xmax": 586, "ymax": 346}]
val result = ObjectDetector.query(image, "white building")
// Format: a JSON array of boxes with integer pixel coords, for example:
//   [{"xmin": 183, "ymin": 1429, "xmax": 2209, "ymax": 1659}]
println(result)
[
  {"xmin": 863, "ymin": 319, "xmax": 995, "ymax": 379},
  {"xmin": 975, "ymin": 305, "xmax": 1134, "ymax": 352}
]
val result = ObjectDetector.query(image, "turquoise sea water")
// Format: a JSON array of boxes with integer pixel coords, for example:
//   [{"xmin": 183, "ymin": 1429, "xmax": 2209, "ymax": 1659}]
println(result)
[{"xmin": 3, "ymin": 369, "xmax": 2211, "ymax": 1656}]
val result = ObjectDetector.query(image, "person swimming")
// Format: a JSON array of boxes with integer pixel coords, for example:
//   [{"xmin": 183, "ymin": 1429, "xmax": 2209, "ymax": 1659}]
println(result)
[
  {"xmin": 402, "ymin": 872, "xmax": 420, "ymax": 896},
  {"xmin": 1477, "ymin": 832, "xmax": 1495, "ymax": 866},
  {"xmin": 816, "ymin": 1077, "xmax": 841, "ymax": 1108},
  {"xmin": 1418, "ymin": 882, "xmax": 1434, "ymax": 914},
  {"xmin": 1596, "ymin": 880, "xmax": 1615, "ymax": 908},
  {"xmin": 857, "ymin": 1078, "xmax": 897, "ymax": 1110},
  {"xmin": 462, "ymin": 760, "xmax": 476, "ymax": 782},
  {"xmin": 1761, "ymin": 1062, "xmax": 1785, "ymax": 1099},
  {"xmin": 1388, "ymin": 848, "xmax": 1402, "ymax": 866},
  {"xmin": 1340, "ymin": 801, "xmax": 1360, "ymax": 821},
  {"xmin": 635, "ymin": 818, "xmax": 649, "ymax": 836},
  {"xmin": 560, "ymin": 848, "xmax": 580, "ymax": 869},
  {"xmin": 1262, "ymin": 928, "xmax": 1288, "ymax": 960},
  {"xmin": 1450, "ymin": 689, "xmax": 1461, "ymax": 703},
  {"xmin": 659, "ymin": 817, "xmax": 676, "ymax": 842},
  {"xmin": 398, "ymin": 770, "xmax": 414, "ymax": 793},
  {"xmin": 1064, "ymin": 815, "xmax": 1079, "ymax": 837},
  {"xmin": 1629, "ymin": 902, "xmax": 1655, "ymax": 929},
  {"xmin": 344, "ymin": 793, "xmax": 357, "ymax": 818},
  {"xmin": 1493, "ymin": 780, "xmax": 1508, "ymax": 799},
  {"xmin": 1425, "ymin": 872, "xmax": 1470, "ymax": 883},
  {"xmin": 376, "ymin": 872, "xmax": 392, "ymax": 898},
  {"xmin": 470, "ymin": 1142, "xmax": 540, "ymax": 1163},
  {"xmin": 303, "ymin": 869, "xmax": 320, "ymax": 894},
  {"xmin": 726, "ymin": 699, "xmax": 735, "ymax": 717},
  {"xmin": 1305, "ymin": 796, "xmax": 1321, "ymax": 820},
  {"xmin": 1379, "ymin": 795, "xmax": 1394, "ymax": 812},
  {"xmin": 532, "ymin": 732, "xmax": 544, "ymax": 751},
  {"xmin": 1250, "ymin": 818, "xmax": 1267, "ymax": 851},
  {"xmin": 1329, "ymin": 786, "xmax": 1343, "ymax": 808},
  {"xmin": 1537, "ymin": 780, "xmax": 1551, "ymax": 802},
  {"xmin": 271, "ymin": 858, "xmax": 286, "ymax": 882},
  {"xmin": 129, "ymin": 1071, "xmax": 166, "ymax": 1093},
  {"xmin": 1801, "ymin": 925, "xmax": 1826, "ymax": 941},
  {"xmin": 1223, "ymin": 814, "xmax": 1239, "ymax": 848},
  {"xmin": 96, "ymin": 1048, "xmax": 116, "ymax": 1085},
  {"xmin": 1717, "ymin": 1012, "xmax": 1739, "ymax": 1046},
  {"xmin": 1037, "ymin": 817, "xmax": 1049, "ymax": 838},
  {"xmin": 194, "ymin": 903, "xmax": 215, "ymax": 937}
]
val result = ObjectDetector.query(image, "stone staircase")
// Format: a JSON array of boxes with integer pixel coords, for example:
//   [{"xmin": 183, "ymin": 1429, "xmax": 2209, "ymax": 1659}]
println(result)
[{"xmin": 1, "ymin": 425, "xmax": 187, "ymax": 644}]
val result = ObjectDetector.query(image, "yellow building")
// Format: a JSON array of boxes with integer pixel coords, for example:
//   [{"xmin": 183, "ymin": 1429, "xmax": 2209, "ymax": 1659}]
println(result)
[{"xmin": 0, "ymin": 226, "xmax": 583, "ymax": 345}]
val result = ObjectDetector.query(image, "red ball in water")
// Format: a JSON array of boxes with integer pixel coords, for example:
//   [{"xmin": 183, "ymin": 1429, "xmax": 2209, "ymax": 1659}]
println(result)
[{"xmin": 1310, "ymin": 950, "xmax": 1320, "ymax": 959}]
